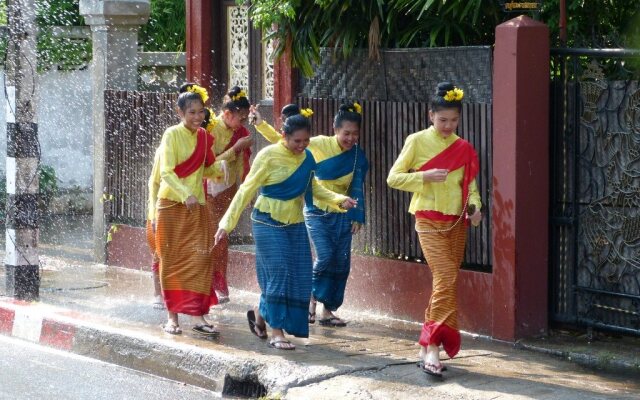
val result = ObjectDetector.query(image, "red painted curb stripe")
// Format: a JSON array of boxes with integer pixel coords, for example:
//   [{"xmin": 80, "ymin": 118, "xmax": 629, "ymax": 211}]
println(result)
[
  {"xmin": 40, "ymin": 319, "xmax": 76, "ymax": 350},
  {"xmin": 0, "ymin": 307, "xmax": 15, "ymax": 334}
]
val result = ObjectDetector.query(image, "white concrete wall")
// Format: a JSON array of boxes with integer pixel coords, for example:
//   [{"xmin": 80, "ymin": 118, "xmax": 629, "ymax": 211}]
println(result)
[{"xmin": 0, "ymin": 68, "xmax": 93, "ymax": 189}]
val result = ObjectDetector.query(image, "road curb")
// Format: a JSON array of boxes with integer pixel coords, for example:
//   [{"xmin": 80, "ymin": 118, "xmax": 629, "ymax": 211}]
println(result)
[
  {"xmin": 515, "ymin": 341, "xmax": 640, "ymax": 374},
  {"xmin": 0, "ymin": 298, "xmax": 374, "ymax": 397}
]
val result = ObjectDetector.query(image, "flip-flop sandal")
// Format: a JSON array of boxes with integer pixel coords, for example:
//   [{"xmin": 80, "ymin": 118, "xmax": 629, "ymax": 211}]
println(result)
[
  {"xmin": 247, "ymin": 310, "xmax": 268, "ymax": 339},
  {"xmin": 318, "ymin": 316, "xmax": 347, "ymax": 327},
  {"xmin": 152, "ymin": 296, "xmax": 165, "ymax": 310},
  {"xmin": 162, "ymin": 323, "xmax": 182, "ymax": 335},
  {"xmin": 417, "ymin": 361, "xmax": 447, "ymax": 372},
  {"xmin": 192, "ymin": 324, "xmax": 220, "ymax": 337},
  {"xmin": 419, "ymin": 362, "xmax": 443, "ymax": 378},
  {"xmin": 308, "ymin": 312, "xmax": 316, "ymax": 324},
  {"xmin": 269, "ymin": 338, "xmax": 295, "ymax": 350}
]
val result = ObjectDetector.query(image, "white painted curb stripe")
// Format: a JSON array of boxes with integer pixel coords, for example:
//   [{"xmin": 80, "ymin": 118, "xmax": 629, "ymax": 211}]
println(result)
[{"xmin": 11, "ymin": 306, "xmax": 43, "ymax": 342}]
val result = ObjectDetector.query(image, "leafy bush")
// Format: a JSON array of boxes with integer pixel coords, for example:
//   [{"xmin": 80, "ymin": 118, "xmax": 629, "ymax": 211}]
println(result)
[{"xmin": 0, "ymin": 0, "xmax": 186, "ymax": 70}]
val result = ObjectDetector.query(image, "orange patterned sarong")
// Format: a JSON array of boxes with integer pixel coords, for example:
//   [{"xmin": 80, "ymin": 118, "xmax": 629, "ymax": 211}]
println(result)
[
  {"xmin": 145, "ymin": 220, "xmax": 160, "ymax": 272},
  {"xmin": 155, "ymin": 198, "xmax": 217, "ymax": 315},
  {"xmin": 417, "ymin": 218, "xmax": 467, "ymax": 358},
  {"xmin": 206, "ymin": 185, "xmax": 237, "ymax": 295}
]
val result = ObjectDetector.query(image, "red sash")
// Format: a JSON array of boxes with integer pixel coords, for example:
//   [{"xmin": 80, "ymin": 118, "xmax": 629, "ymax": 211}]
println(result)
[
  {"xmin": 416, "ymin": 137, "xmax": 479, "ymax": 221},
  {"xmin": 174, "ymin": 127, "xmax": 216, "ymax": 179},
  {"xmin": 223, "ymin": 125, "xmax": 252, "ymax": 181}
]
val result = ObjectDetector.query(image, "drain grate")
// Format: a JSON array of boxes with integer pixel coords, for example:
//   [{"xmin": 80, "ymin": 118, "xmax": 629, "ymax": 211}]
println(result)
[{"xmin": 222, "ymin": 375, "xmax": 268, "ymax": 398}]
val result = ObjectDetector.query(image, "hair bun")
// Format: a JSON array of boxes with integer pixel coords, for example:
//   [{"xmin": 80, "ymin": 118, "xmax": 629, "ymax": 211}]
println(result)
[
  {"xmin": 227, "ymin": 86, "xmax": 241, "ymax": 97},
  {"xmin": 436, "ymin": 82, "xmax": 455, "ymax": 97},
  {"xmin": 339, "ymin": 101, "xmax": 362, "ymax": 115},
  {"xmin": 338, "ymin": 104, "xmax": 352, "ymax": 113}
]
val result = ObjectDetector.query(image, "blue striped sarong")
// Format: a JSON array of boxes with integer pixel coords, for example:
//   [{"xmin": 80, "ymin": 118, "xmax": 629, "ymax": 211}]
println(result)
[
  {"xmin": 252, "ymin": 209, "xmax": 312, "ymax": 338},
  {"xmin": 304, "ymin": 207, "xmax": 353, "ymax": 311}
]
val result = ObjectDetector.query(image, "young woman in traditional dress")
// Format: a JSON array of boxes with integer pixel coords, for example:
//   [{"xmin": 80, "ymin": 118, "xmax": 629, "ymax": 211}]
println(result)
[
  {"xmin": 204, "ymin": 86, "xmax": 282, "ymax": 303},
  {"xmin": 214, "ymin": 112, "xmax": 357, "ymax": 350},
  {"xmin": 387, "ymin": 82, "xmax": 483, "ymax": 377},
  {"xmin": 304, "ymin": 103, "xmax": 369, "ymax": 327},
  {"xmin": 155, "ymin": 87, "xmax": 228, "ymax": 336},
  {"xmin": 147, "ymin": 83, "xmax": 209, "ymax": 310}
]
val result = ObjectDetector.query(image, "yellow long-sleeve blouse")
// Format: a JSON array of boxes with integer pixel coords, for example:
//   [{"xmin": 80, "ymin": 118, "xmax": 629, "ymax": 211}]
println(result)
[
  {"xmin": 157, "ymin": 123, "xmax": 226, "ymax": 204},
  {"xmin": 208, "ymin": 116, "xmax": 243, "ymax": 185},
  {"xmin": 306, "ymin": 135, "xmax": 354, "ymax": 211},
  {"xmin": 147, "ymin": 145, "xmax": 162, "ymax": 221},
  {"xmin": 208, "ymin": 116, "xmax": 282, "ymax": 186},
  {"xmin": 219, "ymin": 142, "xmax": 348, "ymax": 233},
  {"xmin": 254, "ymin": 120, "xmax": 283, "ymax": 144},
  {"xmin": 387, "ymin": 126, "xmax": 482, "ymax": 216}
]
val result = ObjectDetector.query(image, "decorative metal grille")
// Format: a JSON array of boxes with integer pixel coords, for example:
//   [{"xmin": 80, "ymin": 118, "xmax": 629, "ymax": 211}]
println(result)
[
  {"xmin": 263, "ymin": 38, "xmax": 275, "ymax": 99},
  {"xmin": 550, "ymin": 48, "xmax": 640, "ymax": 335},
  {"xmin": 227, "ymin": 5, "xmax": 249, "ymax": 93}
]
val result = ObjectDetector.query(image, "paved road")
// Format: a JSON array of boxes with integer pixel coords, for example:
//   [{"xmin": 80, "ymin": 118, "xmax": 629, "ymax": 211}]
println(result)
[{"xmin": 0, "ymin": 336, "xmax": 219, "ymax": 400}]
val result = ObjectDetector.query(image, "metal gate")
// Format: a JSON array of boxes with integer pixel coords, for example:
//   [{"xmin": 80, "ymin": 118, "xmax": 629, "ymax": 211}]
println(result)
[{"xmin": 550, "ymin": 48, "xmax": 640, "ymax": 335}]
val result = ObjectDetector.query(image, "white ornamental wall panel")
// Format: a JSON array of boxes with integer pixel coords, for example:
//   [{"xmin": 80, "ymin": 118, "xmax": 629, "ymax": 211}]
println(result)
[
  {"xmin": 227, "ymin": 6, "xmax": 249, "ymax": 94},
  {"xmin": 263, "ymin": 38, "xmax": 275, "ymax": 99}
]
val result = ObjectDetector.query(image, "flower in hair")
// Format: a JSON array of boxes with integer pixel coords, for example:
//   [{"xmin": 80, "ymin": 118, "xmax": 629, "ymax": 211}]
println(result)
[
  {"xmin": 187, "ymin": 84, "xmax": 209, "ymax": 103},
  {"xmin": 231, "ymin": 89, "xmax": 248, "ymax": 102},
  {"xmin": 443, "ymin": 87, "xmax": 464, "ymax": 102},
  {"xmin": 205, "ymin": 108, "xmax": 216, "ymax": 132},
  {"xmin": 300, "ymin": 108, "xmax": 314, "ymax": 118},
  {"xmin": 353, "ymin": 102, "xmax": 362, "ymax": 114}
]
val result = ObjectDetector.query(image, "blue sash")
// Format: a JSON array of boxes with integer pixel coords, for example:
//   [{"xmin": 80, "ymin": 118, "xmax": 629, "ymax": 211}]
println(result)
[
  {"xmin": 313, "ymin": 145, "xmax": 369, "ymax": 224},
  {"xmin": 260, "ymin": 149, "xmax": 316, "ymax": 201},
  {"xmin": 315, "ymin": 145, "xmax": 363, "ymax": 180}
]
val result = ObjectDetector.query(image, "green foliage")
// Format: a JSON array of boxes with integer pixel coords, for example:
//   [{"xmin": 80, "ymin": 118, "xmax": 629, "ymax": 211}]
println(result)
[
  {"xmin": 242, "ymin": 0, "xmax": 503, "ymax": 76},
  {"xmin": 0, "ymin": 0, "xmax": 186, "ymax": 70},
  {"xmin": 139, "ymin": 0, "xmax": 186, "ymax": 52},
  {"xmin": 243, "ymin": 0, "xmax": 640, "ymax": 77},
  {"xmin": 541, "ymin": 0, "xmax": 640, "ymax": 47},
  {"xmin": 0, "ymin": 2, "xmax": 6, "ymax": 25},
  {"xmin": 38, "ymin": 164, "xmax": 59, "ymax": 213},
  {"xmin": 36, "ymin": 0, "xmax": 91, "ymax": 70}
]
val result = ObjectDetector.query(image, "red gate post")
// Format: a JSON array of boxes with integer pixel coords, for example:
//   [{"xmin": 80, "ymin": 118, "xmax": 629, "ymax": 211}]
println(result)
[
  {"xmin": 273, "ymin": 41, "xmax": 297, "ymax": 129},
  {"xmin": 186, "ymin": 0, "xmax": 214, "ymax": 100},
  {"xmin": 491, "ymin": 16, "xmax": 550, "ymax": 340}
]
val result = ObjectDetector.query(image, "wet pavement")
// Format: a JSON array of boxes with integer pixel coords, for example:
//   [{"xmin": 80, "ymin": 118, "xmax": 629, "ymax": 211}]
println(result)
[{"xmin": 0, "ymin": 214, "xmax": 639, "ymax": 399}]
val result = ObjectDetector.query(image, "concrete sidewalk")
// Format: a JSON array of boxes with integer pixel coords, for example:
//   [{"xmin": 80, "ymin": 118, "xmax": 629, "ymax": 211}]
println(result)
[{"xmin": 1, "ymin": 254, "xmax": 639, "ymax": 399}]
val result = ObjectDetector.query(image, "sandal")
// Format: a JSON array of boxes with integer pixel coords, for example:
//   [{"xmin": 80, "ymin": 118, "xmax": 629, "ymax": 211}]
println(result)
[
  {"xmin": 417, "ymin": 360, "xmax": 447, "ymax": 372},
  {"xmin": 269, "ymin": 338, "xmax": 295, "ymax": 350},
  {"xmin": 215, "ymin": 290, "xmax": 230, "ymax": 304},
  {"xmin": 308, "ymin": 312, "xmax": 316, "ymax": 324},
  {"xmin": 152, "ymin": 295, "xmax": 165, "ymax": 310},
  {"xmin": 162, "ymin": 323, "xmax": 182, "ymax": 335},
  {"xmin": 419, "ymin": 361, "xmax": 443, "ymax": 378},
  {"xmin": 247, "ymin": 310, "xmax": 268, "ymax": 339},
  {"xmin": 318, "ymin": 316, "xmax": 347, "ymax": 327},
  {"xmin": 192, "ymin": 323, "xmax": 220, "ymax": 337}
]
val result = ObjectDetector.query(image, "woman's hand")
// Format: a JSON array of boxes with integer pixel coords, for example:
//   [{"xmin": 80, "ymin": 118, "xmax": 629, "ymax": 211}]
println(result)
[
  {"xmin": 184, "ymin": 195, "xmax": 199, "ymax": 210},
  {"xmin": 214, "ymin": 228, "xmax": 228, "ymax": 246},
  {"xmin": 249, "ymin": 104, "xmax": 263, "ymax": 125},
  {"xmin": 351, "ymin": 222, "xmax": 362, "ymax": 234},
  {"xmin": 233, "ymin": 136, "xmax": 254, "ymax": 152},
  {"xmin": 468, "ymin": 209, "xmax": 482, "ymax": 226},
  {"xmin": 151, "ymin": 219, "xmax": 156, "ymax": 232},
  {"xmin": 422, "ymin": 168, "xmax": 448, "ymax": 182},
  {"xmin": 340, "ymin": 198, "xmax": 358, "ymax": 210}
]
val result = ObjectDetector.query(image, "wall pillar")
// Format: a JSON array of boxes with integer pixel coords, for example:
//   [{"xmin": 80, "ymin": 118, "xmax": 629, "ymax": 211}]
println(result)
[
  {"xmin": 491, "ymin": 15, "xmax": 550, "ymax": 340},
  {"xmin": 186, "ymin": 0, "xmax": 214, "ymax": 101},
  {"xmin": 273, "ymin": 40, "xmax": 297, "ymax": 128},
  {"xmin": 80, "ymin": 0, "xmax": 150, "ymax": 263}
]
